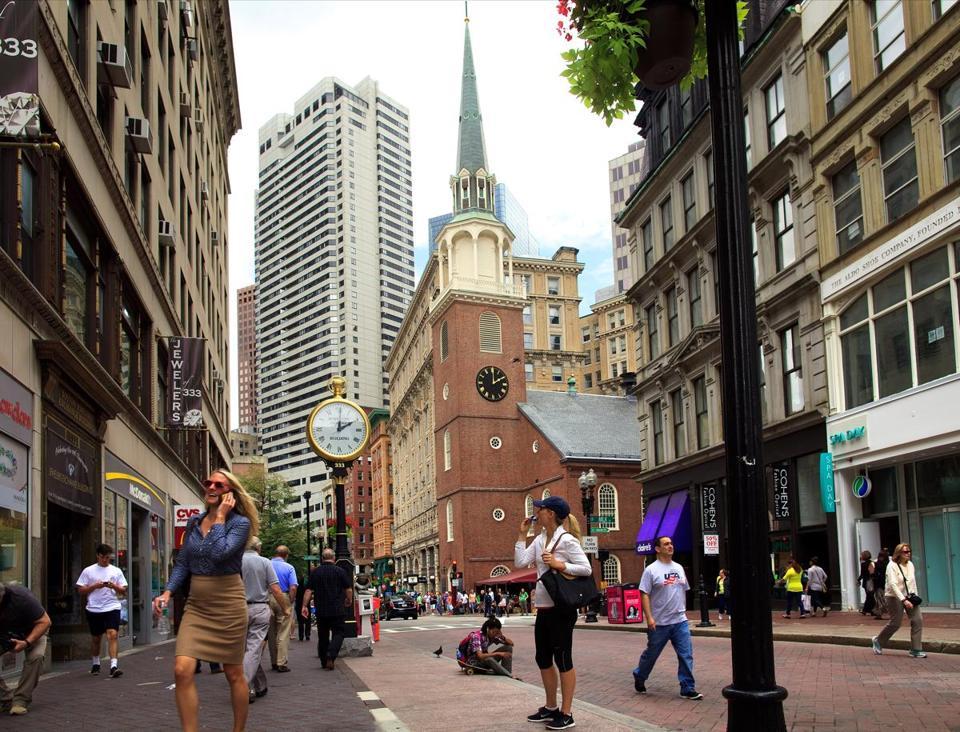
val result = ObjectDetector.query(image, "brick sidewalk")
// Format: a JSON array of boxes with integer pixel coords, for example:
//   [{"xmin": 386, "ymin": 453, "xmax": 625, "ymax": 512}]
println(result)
[{"xmin": 19, "ymin": 634, "xmax": 379, "ymax": 730}]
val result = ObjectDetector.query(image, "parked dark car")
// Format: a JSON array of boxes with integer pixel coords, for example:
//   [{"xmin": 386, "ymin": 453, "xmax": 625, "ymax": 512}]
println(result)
[{"xmin": 384, "ymin": 594, "xmax": 418, "ymax": 620}]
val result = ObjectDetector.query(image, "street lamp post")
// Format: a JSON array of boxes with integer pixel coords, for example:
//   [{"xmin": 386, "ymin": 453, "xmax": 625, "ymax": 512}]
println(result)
[
  {"xmin": 703, "ymin": 2, "xmax": 787, "ymax": 728},
  {"xmin": 302, "ymin": 490, "xmax": 312, "ymax": 562},
  {"xmin": 578, "ymin": 468, "xmax": 598, "ymax": 623}
]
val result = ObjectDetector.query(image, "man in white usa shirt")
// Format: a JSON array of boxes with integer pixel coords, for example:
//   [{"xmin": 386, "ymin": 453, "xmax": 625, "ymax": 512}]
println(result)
[{"xmin": 76, "ymin": 543, "xmax": 128, "ymax": 678}]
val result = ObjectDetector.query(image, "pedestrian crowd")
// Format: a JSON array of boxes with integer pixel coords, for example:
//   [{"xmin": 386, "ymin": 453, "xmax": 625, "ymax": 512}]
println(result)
[{"xmin": 405, "ymin": 586, "xmax": 533, "ymax": 617}]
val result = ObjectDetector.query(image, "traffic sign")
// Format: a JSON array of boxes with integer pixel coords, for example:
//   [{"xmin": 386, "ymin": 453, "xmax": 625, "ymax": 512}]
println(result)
[
  {"xmin": 582, "ymin": 536, "xmax": 599, "ymax": 553},
  {"xmin": 590, "ymin": 515, "xmax": 615, "ymax": 525},
  {"xmin": 590, "ymin": 527, "xmax": 610, "ymax": 534}
]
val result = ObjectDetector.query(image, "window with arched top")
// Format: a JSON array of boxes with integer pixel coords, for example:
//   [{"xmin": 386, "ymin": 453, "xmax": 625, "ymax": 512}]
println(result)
[
  {"xmin": 443, "ymin": 430, "xmax": 451, "ymax": 471},
  {"xmin": 525, "ymin": 495, "xmax": 535, "ymax": 536},
  {"xmin": 602, "ymin": 554, "xmax": 622, "ymax": 584},
  {"xmin": 598, "ymin": 483, "xmax": 619, "ymax": 530},
  {"xmin": 479, "ymin": 311, "xmax": 502, "ymax": 353},
  {"xmin": 440, "ymin": 321, "xmax": 449, "ymax": 361},
  {"xmin": 446, "ymin": 499, "xmax": 454, "ymax": 542},
  {"xmin": 541, "ymin": 488, "xmax": 551, "ymax": 500},
  {"xmin": 490, "ymin": 565, "xmax": 510, "ymax": 578}
]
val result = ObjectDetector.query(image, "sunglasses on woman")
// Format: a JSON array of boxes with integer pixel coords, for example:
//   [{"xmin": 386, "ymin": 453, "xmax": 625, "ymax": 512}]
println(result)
[{"xmin": 203, "ymin": 479, "xmax": 229, "ymax": 490}]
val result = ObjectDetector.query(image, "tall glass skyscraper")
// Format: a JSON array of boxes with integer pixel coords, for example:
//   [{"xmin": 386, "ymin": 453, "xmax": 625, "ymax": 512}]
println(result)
[{"xmin": 255, "ymin": 77, "xmax": 414, "ymax": 493}]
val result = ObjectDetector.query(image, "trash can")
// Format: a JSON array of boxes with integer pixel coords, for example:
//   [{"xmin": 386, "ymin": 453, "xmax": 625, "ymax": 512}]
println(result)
[
  {"xmin": 606, "ymin": 585, "xmax": 625, "ymax": 624},
  {"xmin": 622, "ymin": 583, "xmax": 643, "ymax": 623}
]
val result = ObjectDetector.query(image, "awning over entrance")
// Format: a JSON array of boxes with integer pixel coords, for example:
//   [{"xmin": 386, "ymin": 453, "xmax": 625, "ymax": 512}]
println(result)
[
  {"xmin": 636, "ymin": 490, "xmax": 692, "ymax": 555},
  {"xmin": 479, "ymin": 567, "xmax": 538, "ymax": 585}
]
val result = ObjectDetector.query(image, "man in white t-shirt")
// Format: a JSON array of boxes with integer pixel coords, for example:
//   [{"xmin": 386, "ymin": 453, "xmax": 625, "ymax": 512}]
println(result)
[
  {"xmin": 632, "ymin": 536, "xmax": 702, "ymax": 700},
  {"xmin": 76, "ymin": 543, "xmax": 128, "ymax": 678}
]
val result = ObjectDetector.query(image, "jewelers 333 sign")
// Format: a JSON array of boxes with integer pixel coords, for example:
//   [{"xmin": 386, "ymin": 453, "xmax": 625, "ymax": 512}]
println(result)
[
  {"xmin": 0, "ymin": 1, "xmax": 41, "ymax": 137},
  {"xmin": 165, "ymin": 337, "xmax": 204, "ymax": 427}
]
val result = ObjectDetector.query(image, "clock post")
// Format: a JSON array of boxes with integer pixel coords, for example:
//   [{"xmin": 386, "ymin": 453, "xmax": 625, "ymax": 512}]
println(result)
[{"xmin": 305, "ymin": 375, "xmax": 372, "ymax": 587}]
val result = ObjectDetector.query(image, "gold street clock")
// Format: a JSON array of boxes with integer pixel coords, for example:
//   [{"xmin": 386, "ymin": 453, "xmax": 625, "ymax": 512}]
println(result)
[{"xmin": 306, "ymin": 376, "xmax": 371, "ymax": 463}]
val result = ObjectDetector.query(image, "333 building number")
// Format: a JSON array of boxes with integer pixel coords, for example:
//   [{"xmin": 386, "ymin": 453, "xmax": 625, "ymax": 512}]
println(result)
[{"xmin": 1, "ymin": 38, "xmax": 38, "ymax": 58}]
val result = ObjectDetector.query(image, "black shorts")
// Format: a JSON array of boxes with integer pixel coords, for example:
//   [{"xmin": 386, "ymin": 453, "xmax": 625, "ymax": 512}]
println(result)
[{"xmin": 86, "ymin": 609, "xmax": 121, "ymax": 636}]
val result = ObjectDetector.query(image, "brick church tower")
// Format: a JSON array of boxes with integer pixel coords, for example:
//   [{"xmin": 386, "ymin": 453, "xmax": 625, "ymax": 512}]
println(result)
[{"xmin": 430, "ymin": 12, "xmax": 527, "ymax": 590}]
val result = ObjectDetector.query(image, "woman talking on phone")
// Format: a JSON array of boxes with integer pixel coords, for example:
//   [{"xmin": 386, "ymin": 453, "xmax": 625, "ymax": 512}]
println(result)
[
  {"xmin": 152, "ymin": 470, "xmax": 259, "ymax": 732},
  {"xmin": 515, "ymin": 496, "xmax": 591, "ymax": 731}
]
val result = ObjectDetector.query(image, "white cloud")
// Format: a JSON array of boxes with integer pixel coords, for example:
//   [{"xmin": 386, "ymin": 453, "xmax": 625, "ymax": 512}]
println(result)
[{"xmin": 226, "ymin": 0, "xmax": 640, "ymax": 428}]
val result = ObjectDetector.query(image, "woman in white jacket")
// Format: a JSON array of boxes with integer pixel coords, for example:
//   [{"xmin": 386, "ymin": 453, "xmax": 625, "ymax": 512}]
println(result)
[
  {"xmin": 515, "ymin": 496, "xmax": 592, "ymax": 731},
  {"xmin": 872, "ymin": 542, "xmax": 926, "ymax": 658}
]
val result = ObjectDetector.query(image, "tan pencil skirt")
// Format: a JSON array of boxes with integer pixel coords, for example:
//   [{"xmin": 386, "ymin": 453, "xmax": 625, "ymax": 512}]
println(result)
[{"xmin": 175, "ymin": 574, "xmax": 246, "ymax": 665}]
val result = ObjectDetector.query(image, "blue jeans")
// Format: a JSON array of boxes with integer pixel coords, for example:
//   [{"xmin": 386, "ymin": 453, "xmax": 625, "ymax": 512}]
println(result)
[{"xmin": 632, "ymin": 620, "xmax": 696, "ymax": 693}]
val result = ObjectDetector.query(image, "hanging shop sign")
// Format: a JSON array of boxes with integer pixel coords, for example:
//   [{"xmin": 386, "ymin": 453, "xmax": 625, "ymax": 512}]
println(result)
[
  {"xmin": 700, "ymin": 483, "xmax": 719, "ymax": 531},
  {"xmin": 819, "ymin": 452, "xmax": 836, "ymax": 514},
  {"xmin": 852, "ymin": 474, "xmax": 872, "ymax": 499},
  {"xmin": 165, "ymin": 337, "xmax": 205, "ymax": 428},
  {"xmin": 104, "ymin": 451, "xmax": 167, "ymax": 515},
  {"xmin": 703, "ymin": 533, "xmax": 720, "ymax": 556},
  {"xmin": 772, "ymin": 464, "xmax": 790, "ymax": 520},
  {"xmin": 0, "ymin": 0, "xmax": 41, "ymax": 137}
]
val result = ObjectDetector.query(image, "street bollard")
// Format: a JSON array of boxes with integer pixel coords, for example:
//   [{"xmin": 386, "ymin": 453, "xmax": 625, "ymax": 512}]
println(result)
[{"xmin": 696, "ymin": 574, "xmax": 715, "ymax": 627}]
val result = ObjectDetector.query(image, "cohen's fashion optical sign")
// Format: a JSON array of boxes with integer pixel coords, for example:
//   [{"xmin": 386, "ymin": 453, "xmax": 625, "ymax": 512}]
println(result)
[{"xmin": 821, "ymin": 195, "xmax": 960, "ymax": 302}]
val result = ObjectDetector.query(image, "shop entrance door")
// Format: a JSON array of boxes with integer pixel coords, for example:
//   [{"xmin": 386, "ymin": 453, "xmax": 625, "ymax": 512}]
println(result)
[
  {"xmin": 131, "ymin": 506, "xmax": 151, "ymax": 644},
  {"xmin": 920, "ymin": 509, "xmax": 960, "ymax": 608}
]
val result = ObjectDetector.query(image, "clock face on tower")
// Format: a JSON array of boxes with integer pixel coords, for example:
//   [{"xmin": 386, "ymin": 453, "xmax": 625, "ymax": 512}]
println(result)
[{"xmin": 476, "ymin": 365, "xmax": 509, "ymax": 402}]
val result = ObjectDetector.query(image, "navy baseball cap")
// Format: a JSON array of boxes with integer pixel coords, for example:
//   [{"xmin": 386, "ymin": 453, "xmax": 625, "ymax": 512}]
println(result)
[{"xmin": 533, "ymin": 496, "xmax": 570, "ymax": 520}]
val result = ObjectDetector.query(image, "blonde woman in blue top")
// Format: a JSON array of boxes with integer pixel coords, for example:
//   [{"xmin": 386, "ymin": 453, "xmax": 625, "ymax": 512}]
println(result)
[{"xmin": 153, "ymin": 470, "xmax": 258, "ymax": 732}]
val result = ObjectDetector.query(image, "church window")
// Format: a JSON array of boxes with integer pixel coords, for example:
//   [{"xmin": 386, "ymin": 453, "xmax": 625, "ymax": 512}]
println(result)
[
  {"xmin": 440, "ymin": 320, "xmax": 449, "ymax": 361},
  {"xmin": 479, "ymin": 311, "xmax": 502, "ymax": 353}
]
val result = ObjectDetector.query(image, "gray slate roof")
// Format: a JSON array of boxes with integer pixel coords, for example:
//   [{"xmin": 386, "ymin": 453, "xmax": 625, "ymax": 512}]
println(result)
[{"xmin": 518, "ymin": 390, "xmax": 642, "ymax": 462}]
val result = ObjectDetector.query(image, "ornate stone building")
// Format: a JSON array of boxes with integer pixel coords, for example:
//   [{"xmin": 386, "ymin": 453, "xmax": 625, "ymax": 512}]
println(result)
[
  {"xmin": 620, "ymin": 0, "xmax": 830, "ymax": 590},
  {"xmin": 803, "ymin": 0, "xmax": 960, "ymax": 609},
  {"xmin": 577, "ymin": 288, "xmax": 639, "ymax": 394}
]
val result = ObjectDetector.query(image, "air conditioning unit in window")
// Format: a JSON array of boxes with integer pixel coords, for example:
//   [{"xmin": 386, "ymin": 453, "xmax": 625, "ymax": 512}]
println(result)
[
  {"xmin": 211, "ymin": 230, "xmax": 219, "ymax": 245},
  {"xmin": 158, "ymin": 219, "xmax": 175, "ymax": 247},
  {"xmin": 96, "ymin": 42, "xmax": 133, "ymax": 88},
  {"xmin": 180, "ymin": 0, "xmax": 194, "ymax": 29},
  {"xmin": 200, "ymin": 181, "xmax": 209, "ymax": 201},
  {"xmin": 157, "ymin": 0, "xmax": 169, "ymax": 24},
  {"xmin": 179, "ymin": 91, "xmax": 192, "ymax": 118},
  {"xmin": 193, "ymin": 108, "xmax": 203, "ymax": 132},
  {"xmin": 186, "ymin": 38, "xmax": 199, "ymax": 62},
  {"xmin": 126, "ymin": 116, "xmax": 152, "ymax": 154}
]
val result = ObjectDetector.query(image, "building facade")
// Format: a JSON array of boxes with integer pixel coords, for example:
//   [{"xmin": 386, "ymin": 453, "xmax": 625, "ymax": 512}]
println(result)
[
  {"xmin": 369, "ymin": 410, "xmax": 394, "ymax": 586},
  {"xmin": 578, "ymin": 288, "xmax": 639, "ymax": 394},
  {"xmin": 609, "ymin": 141, "xmax": 647, "ymax": 293},
  {"xmin": 802, "ymin": 0, "xmax": 960, "ymax": 609},
  {"xmin": 621, "ymin": 0, "xmax": 832, "ymax": 592},
  {"xmin": 254, "ymin": 77, "xmax": 414, "ymax": 509},
  {"xmin": 237, "ymin": 283, "xmax": 256, "ymax": 432},
  {"xmin": 0, "ymin": 0, "xmax": 239, "ymax": 658}
]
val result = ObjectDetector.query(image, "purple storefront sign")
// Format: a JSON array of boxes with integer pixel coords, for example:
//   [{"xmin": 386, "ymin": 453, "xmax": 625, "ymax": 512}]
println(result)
[{"xmin": 0, "ymin": 1, "xmax": 41, "ymax": 137}]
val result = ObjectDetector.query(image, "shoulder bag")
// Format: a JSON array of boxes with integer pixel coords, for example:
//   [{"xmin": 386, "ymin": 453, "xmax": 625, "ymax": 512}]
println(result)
[
  {"xmin": 538, "ymin": 531, "xmax": 600, "ymax": 610},
  {"xmin": 897, "ymin": 563, "xmax": 922, "ymax": 607}
]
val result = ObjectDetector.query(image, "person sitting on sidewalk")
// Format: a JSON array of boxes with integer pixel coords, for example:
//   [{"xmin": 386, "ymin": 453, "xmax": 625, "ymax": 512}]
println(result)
[
  {"xmin": 0, "ymin": 582, "xmax": 52, "ymax": 716},
  {"xmin": 456, "ymin": 617, "xmax": 517, "ymax": 678}
]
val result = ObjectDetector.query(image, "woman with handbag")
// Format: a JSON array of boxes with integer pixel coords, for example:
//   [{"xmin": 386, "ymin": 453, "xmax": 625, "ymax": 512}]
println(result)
[
  {"xmin": 872, "ymin": 543, "xmax": 926, "ymax": 658},
  {"xmin": 515, "ymin": 496, "xmax": 592, "ymax": 731}
]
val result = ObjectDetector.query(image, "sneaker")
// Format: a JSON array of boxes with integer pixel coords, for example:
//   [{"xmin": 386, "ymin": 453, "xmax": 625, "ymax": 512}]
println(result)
[
  {"xmin": 90, "ymin": 663, "xmax": 100, "ymax": 675},
  {"xmin": 109, "ymin": 666, "xmax": 123, "ymax": 678},
  {"xmin": 546, "ymin": 714, "xmax": 576, "ymax": 730},
  {"xmin": 680, "ymin": 690, "xmax": 704, "ymax": 701},
  {"xmin": 872, "ymin": 636, "xmax": 882, "ymax": 655},
  {"xmin": 248, "ymin": 690, "xmax": 256, "ymax": 704},
  {"xmin": 633, "ymin": 675, "xmax": 646, "ymax": 694},
  {"xmin": 527, "ymin": 706, "xmax": 560, "ymax": 723},
  {"xmin": 9, "ymin": 705, "xmax": 27, "ymax": 716},
  {"xmin": 909, "ymin": 650, "xmax": 927, "ymax": 658}
]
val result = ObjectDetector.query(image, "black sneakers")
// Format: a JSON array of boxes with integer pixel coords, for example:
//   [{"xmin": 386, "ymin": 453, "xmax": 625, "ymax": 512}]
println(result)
[
  {"xmin": 680, "ymin": 689, "xmax": 703, "ymax": 700},
  {"xmin": 109, "ymin": 666, "xmax": 123, "ymax": 678},
  {"xmin": 546, "ymin": 714, "xmax": 576, "ymax": 730},
  {"xmin": 90, "ymin": 663, "xmax": 100, "ymax": 675},
  {"xmin": 635, "ymin": 682, "xmax": 647, "ymax": 694},
  {"xmin": 527, "ymin": 707, "xmax": 559, "ymax": 723}
]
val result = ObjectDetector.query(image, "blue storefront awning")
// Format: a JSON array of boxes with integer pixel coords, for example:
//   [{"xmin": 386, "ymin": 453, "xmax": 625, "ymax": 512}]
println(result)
[{"xmin": 636, "ymin": 490, "xmax": 692, "ymax": 555}]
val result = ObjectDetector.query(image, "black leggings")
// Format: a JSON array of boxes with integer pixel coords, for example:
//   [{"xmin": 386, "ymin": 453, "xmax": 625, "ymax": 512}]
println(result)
[{"xmin": 534, "ymin": 606, "xmax": 578, "ymax": 672}]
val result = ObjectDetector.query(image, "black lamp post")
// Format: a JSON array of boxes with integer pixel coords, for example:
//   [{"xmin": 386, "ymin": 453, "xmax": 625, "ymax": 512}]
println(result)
[
  {"xmin": 302, "ymin": 490, "xmax": 312, "ymax": 562},
  {"xmin": 702, "ymin": 2, "xmax": 787, "ymax": 728},
  {"xmin": 578, "ymin": 468, "xmax": 599, "ymax": 623}
]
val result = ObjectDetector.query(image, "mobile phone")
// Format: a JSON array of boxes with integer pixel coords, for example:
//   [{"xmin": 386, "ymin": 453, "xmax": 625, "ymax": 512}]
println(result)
[{"xmin": 528, "ymin": 515, "xmax": 537, "ymax": 523}]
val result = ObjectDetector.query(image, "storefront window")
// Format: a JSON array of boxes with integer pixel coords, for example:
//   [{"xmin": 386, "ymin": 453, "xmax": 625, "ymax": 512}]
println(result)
[
  {"xmin": 103, "ymin": 489, "xmax": 116, "ymax": 547},
  {"xmin": 0, "ymin": 432, "xmax": 28, "ymax": 586},
  {"xmin": 863, "ymin": 466, "xmax": 898, "ymax": 516},
  {"xmin": 915, "ymin": 454, "xmax": 960, "ymax": 508},
  {"xmin": 797, "ymin": 453, "xmax": 825, "ymax": 527},
  {"xmin": 151, "ymin": 513, "xmax": 166, "ymax": 597}
]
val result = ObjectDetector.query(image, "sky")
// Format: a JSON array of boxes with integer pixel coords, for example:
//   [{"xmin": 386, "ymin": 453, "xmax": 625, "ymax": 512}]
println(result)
[{"xmin": 226, "ymin": 0, "xmax": 640, "ymax": 428}]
